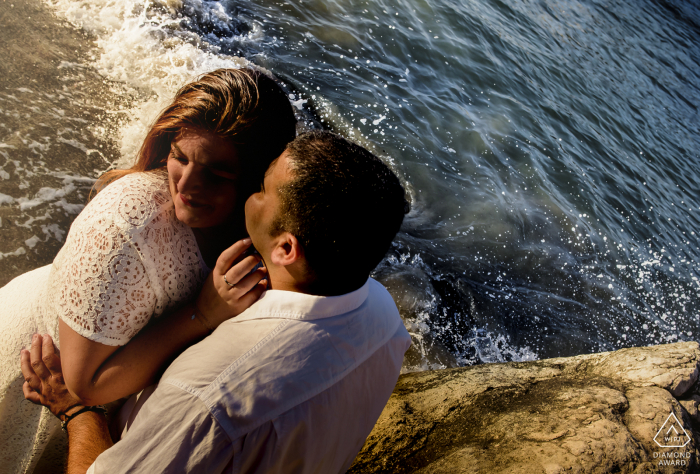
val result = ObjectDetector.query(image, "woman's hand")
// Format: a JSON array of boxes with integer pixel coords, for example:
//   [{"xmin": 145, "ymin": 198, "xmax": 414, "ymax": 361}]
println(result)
[{"xmin": 196, "ymin": 238, "xmax": 268, "ymax": 327}]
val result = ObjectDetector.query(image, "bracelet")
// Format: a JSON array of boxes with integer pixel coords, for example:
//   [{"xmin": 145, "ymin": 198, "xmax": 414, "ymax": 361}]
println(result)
[
  {"xmin": 56, "ymin": 403, "xmax": 83, "ymax": 420},
  {"xmin": 60, "ymin": 405, "xmax": 107, "ymax": 432},
  {"xmin": 191, "ymin": 304, "xmax": 215, "ymax": 332}
]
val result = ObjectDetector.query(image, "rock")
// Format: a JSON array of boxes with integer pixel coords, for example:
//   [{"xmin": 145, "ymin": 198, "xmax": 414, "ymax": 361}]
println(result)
[
  {"xmin": 349, "ymin": 342, "xmax": 700, "ymax": 474},
  {"xmin": 680, "ymin": 396, "xmax": 700, "ymax": 424},
  {"xmin": 562, "ymin": 342, "xmax": 700, "ymax": 397}
]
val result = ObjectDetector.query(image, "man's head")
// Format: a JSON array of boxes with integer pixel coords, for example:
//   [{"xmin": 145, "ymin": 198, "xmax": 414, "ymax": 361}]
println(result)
[{"xmin": 245, "ymin": 131, "xmax": 409, "ymax": 295}]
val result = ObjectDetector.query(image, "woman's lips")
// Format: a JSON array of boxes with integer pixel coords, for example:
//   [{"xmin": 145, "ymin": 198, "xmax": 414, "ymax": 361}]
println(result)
[{"xmin": 180, "ymin": 194, "xmax": 206, "ymax": 208}]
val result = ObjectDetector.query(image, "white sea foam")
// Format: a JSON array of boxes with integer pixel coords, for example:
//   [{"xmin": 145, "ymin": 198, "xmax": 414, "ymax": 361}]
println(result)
[
  {"xmin": 56, "ymin": 137, "xmax": 108, "ymax": 163},
  {"xmin": 54, "ymin": 199, "xmax": 85, "ymax": 214},
  {"xmin": 380, "ymin": 250, "xmax": 538, "ymax": 372},
  {"xmin": 45, "ymin": 0, "xmax": 254, "ymax": 167},
  {"xmin": 17, "ymin": 212, "xmax": 52, "ymax": 229},
  {"xmin": 42, "ymin": 223, "xmax": 67, "ymax": 242},
  {"xmin": 0, "ymin": 247, "xmax": 27, "ymax": 261},
  {"xmin": 25, "ymin": 235, "xmax": 41, "ymax": 249},
  {"xmin": 0, "ymin": 193, "xmax": 14, "ymax": 205},
  {"xmin": 17, "ymin": 184, "xmax": 77, "ymax": 211}
]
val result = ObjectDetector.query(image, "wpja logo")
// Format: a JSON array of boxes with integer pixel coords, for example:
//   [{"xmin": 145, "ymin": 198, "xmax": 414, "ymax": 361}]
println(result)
[
  {"xmin": 654, "ymin": 412, "xmax": 690, "ymax": 448},
  {"xmin": 652, "ymin": 411, "xmax": 691, "ymax": 468}
]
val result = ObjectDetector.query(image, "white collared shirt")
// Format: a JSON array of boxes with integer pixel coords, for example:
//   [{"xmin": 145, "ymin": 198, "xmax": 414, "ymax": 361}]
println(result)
[{"xmin": 88, "ymin": 278, "xmax": 411, "ymax": 473}]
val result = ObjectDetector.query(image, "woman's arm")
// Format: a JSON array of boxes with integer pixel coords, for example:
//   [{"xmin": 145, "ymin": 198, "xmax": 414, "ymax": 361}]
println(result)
[{"xmin": 59, "ymin": 239, "xmax": 267, "ymax": 406}]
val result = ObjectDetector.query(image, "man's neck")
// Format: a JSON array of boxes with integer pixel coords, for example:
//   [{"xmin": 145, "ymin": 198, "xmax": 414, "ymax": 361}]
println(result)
[
  {"xmin": 265, "ymin": 266, "xmax": 362, "ymax": 297},
  {"xmin": 265, "ymin": 267, "xmax": 308, "ymax": 294}
]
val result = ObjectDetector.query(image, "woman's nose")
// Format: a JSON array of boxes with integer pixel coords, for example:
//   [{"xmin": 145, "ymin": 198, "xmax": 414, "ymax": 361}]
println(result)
[{"xmin": 178, "ymin": 164, "xmax": 203, "ymax": 194}]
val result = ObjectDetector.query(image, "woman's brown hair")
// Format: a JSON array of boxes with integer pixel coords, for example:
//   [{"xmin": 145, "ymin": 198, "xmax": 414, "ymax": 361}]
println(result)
[{"xmin": 92, "ymin": 68, "xmax": 297, "ymax": 196}]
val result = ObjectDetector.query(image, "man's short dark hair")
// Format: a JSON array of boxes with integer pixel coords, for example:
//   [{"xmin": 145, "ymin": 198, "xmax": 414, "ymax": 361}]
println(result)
[{"xmin": 271, "ymin": 131, "xmax": 409, "ymax": 294}]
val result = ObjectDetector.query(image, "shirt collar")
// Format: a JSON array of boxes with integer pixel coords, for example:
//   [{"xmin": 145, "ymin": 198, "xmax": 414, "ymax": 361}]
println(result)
[{"xmin": 233, "ymin": 279, "xmax": 371, "ymax": 322}]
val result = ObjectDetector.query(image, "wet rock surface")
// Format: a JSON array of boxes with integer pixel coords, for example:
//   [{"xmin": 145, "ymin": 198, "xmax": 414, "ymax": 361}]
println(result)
[{"xmin": 349, "ymin": 342, "xmax": 700, "ymax": 473}]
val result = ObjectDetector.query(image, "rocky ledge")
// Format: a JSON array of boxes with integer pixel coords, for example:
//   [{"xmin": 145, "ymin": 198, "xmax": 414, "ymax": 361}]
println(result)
[{"xmin": 349, "ymin": 341, "xmax": 700, "ymax": 473}]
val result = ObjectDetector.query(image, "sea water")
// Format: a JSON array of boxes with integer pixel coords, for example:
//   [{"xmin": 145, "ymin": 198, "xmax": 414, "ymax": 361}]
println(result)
[{"xmin": 0, "ymin": 0, "xmax": 698, "ymax": 372}]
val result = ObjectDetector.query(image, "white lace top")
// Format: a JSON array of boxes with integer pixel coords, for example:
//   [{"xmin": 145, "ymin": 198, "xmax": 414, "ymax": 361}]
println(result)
[{"xmin": 44, "ymin": 171, "xmax": 209, "ymax": 346}]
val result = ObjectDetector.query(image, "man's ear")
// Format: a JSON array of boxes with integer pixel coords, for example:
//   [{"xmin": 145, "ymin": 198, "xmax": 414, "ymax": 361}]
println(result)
[{"xmin": 269, "ymin": 232, "xmax": 303, "ymax": 267}]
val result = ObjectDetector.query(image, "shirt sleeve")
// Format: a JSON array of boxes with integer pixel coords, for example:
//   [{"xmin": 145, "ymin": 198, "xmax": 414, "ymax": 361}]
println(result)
[
  {"xmin": 47, "ymin": 178, "xmax": 159, "ymax": 346},
  {"xmin": 88, "ymin": 383, "xmax": 233, "ymax": 474}
]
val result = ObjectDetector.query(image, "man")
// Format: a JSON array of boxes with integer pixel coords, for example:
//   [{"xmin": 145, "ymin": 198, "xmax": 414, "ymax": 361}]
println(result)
[{"xmin": 21, "ymin": 131, "xmax": 412, "ymax": 473}]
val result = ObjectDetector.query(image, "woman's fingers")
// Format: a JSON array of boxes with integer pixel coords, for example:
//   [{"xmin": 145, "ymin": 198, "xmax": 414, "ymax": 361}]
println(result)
[
  {"xmin": 214, "ymin": 238, "xmax": 252, "ymax": 275},
  {"xmin": 230, "ymin": 267, "xmax": 268, "ymax": 296},
  {"xmin": 196, "ymin": 240, "xmax": 266, "ymax": 324},
  {"xmin": 237, "ymin": 279, "xmax": 268, "ymax": 308},
  {"xmin": 222, "ymin": 255, "xmax": 263, "ymax": 288},
  {"xmin": 29, "ymin": 334, "xmax": 50, "ymax": 380}
]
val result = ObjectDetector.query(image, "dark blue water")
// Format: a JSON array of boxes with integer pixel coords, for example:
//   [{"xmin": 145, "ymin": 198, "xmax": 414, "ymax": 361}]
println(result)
[{"xmin": 1, "ymin": 0, "xmax": 699, "ymax": 370}]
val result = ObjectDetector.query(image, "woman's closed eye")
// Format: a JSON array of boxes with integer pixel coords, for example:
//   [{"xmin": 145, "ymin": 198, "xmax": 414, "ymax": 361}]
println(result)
[
  {"xmin": 206, "ymin": 167, "xmax": 238, "ymax": 182},
  {"xmin": 168, "ymin": 151, "xmax": 188, "ymax": 165},
  {"xmin": 168, "ymin": 144, "xmax": 237, "ymax": 182}
]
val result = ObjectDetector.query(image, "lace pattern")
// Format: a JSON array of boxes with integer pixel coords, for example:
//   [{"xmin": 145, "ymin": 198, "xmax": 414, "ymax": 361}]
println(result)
[
  {"xmin": 0, "ymin": 171, "xmax": 209, "ymax": 473},
  {"xmin": 44, "ymin": 171, "xmax": 208, "ymax": 346}
]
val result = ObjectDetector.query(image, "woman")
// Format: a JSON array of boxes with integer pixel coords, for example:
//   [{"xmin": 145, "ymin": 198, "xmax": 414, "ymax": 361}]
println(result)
[{"xmin": 0, "ymin": 68, "xmax": 297, "ymax": 474}]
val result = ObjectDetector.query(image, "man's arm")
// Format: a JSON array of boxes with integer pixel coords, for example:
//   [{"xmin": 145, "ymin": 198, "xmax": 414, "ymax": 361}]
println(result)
[
  {"xmin": 22, "ymin": 333, "xmax": 233, "ymax": 474},
  {"xmin": 21, "ymin": 334, "xmax": 113, "ymax": 474},
  {"xmin": 64, "ymin": 412, "xmax": 113, "ymax": 474}
]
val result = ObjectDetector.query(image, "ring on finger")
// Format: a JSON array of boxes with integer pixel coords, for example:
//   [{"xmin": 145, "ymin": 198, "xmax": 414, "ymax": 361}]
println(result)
[{"xmin": 223, "ymin": 274, "xmax": 235, "ymax": 288}]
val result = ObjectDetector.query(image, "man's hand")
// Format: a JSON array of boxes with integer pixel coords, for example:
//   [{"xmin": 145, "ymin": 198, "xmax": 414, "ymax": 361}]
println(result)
[
  {"xmin": 22, "ymin": 333, "xmax": 113, "ymax": 474},
  {"xmin": 21, "ymin": 333, "xmax": 82, "ymax": 419}
]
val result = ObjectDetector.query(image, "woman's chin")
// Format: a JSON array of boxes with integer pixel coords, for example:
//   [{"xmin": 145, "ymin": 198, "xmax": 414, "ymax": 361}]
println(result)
[
  {"xmin": 174, "ymin": 208, "xmax": 204, "ymax": 228},
  {"xmin": 175, "ymin": 210, "xmax": 228, "ymax": 231}
]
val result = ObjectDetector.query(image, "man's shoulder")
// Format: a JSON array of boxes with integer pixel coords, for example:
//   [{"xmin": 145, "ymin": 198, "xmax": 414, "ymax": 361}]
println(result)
[
  {"xmin": 365, "ymin": 277, "xmax": 400, "ymax": 312},
  {"xmin": 164, "ymin": 278, "xmax": 402, "ymax": 388},
  {"xmin": 158, "ymin": 280, "xmax": 409, "ymax": 441},
  {"xmin": 160, "ymin": 318, "xmax": 284, "ymax": 393}
]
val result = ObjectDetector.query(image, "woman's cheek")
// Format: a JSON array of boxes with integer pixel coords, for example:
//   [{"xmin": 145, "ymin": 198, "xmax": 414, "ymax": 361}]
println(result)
[{"xmin": 213, "ymin": 190, "xmax": 239, "ymax": 218}]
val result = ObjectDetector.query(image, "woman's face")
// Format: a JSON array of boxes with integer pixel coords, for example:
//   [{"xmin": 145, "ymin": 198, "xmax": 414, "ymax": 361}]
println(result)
[{"xmin": 167, "ymin": 130, "xmax": 241, "ymax": 229}]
